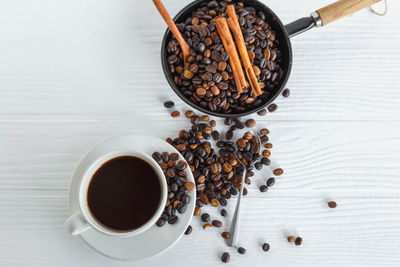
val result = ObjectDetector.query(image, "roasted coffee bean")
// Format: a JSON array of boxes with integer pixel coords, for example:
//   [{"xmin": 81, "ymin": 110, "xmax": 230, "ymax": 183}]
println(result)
[
  {"xmin": 282, "ymin": 88, "xmax": 290, "ymax": 97},
  {"xmin": 257, "ymin": 109, "xmax": 267, "ymax": 116},
  {"xmin": 181, "ymin": 194, "xmax": 190, "ymax": 204},
  {"xmin": 260, "ymin": 128, "xmax": 269, "ymax": 135},
  {"xmin": 168, "ymin": 215, "xmax": 178, "ymax": 224},
  {"xmin": 156, "ymin": 218, "xmax": 165, "ymax": 227},
  {"xmin": 222, "ymin": 231, "xmax": 230, "ymax": 239},
  {"xmin": 328, "ymin": 201, "xmax": 337, "ymax": 208},
  {"xmin": 194, "ymin": 207, "xmax": 201, "ymax": 216},
  {"xmin": 220, "ymin": 209, "xmax": 227, "ymax": 217},
  {"xmin": 261, "ymin": 157, "xmax": 271, "ymax": 165},
  {"xmin": 221, "ymin": 252, "xmax": 230, "ymax": 263},
  {"xmin": 203, "ymin": 223, "xmax": 212, "ymax": 230},
  {"xmin": 170, "ymin": 152, "xmax": 179, "ymax": 161},
  {"xmin": 184, "ymin": 225, "xmax": 192, "ymax": 235},
  {"xmin": 295, "ymin": 237, "xmax": 303, "ymax": 246},
  {"xmin": 266, "ymin": 177, "xmax": 275, "ymax": 187},
  {"xmin": 267, "ymin": 103, "xmax": 278, "ymax": 112},
  {"xmin": 260, "ymin": 135, "xmax": 269, "ymax": 144},
  {"xmin": 224, "ymin": 118, "xmax": 232, "ymax": 125},
  {"xmin": 237, "ymin": 247, "xmax": 246, "ymax": 254},
  {"xmin": 201, "ymin": 213, "xmax": 210, "ymax": 222},
  {"xmin": 152, "ymin": 152, "xmax": 162, "ymax": 162},
  {"xmin": 262, "ymin": 150, "xmax": 270, "ymax": 157},
  {"xmin": 226, "ymin": 130, "xmax": 233, "ymax": 140},
  {"xmin": 273, "ymin": 168, "xmax": 284, "ymax": 176},
  {"xmin": 287, "ymin": 236, "xmax": 295, "ymax": 243},
  {"xmin": 210, "ymin": 198, "xmax": 219, "ymax": 207},
  {"xmin": 262, "ymin": 243, "xmax": 270, "ymax": 251},
  {"xmin": 161, "ymin": 152, "xmax": 169, "ymax": 162},
  {"xmin": 259, "ymin": 185, "xmax": 268, "ymax": 192},
  {"xmin": 185, "ymin": 110, "xmax": 194, "ymax": 118},
  {"xmin": 171, "ymin": 111, "xmax": 180, "ymax": 117},
  {"xmin": 255, "ymin": 161, "xmax": 262, "ymax": 170},
  {"xmin": 191, "ymin": 115, "xmax": 200, "ymax": 124},
  {"xmin": 245, "ymin": 119, "xmax": 256, "ymax": 128},
  {"xmin": 164, "ymin": 100, "xmax": 174, "ymax": 108},
  {"xmin": 212, "ymin": 220, "xmax": 222, "ymax": 227}
]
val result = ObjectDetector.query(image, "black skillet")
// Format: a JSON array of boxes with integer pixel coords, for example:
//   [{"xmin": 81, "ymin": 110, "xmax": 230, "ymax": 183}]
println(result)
[{"xmin": 161, "ymin": 0, "xmax": 382, "ymax": 118}]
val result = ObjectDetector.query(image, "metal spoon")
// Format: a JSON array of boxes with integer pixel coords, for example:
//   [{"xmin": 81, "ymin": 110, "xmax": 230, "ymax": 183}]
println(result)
[
  {"xmin": 227, "ymin": 130, "xmax": 261, "ymax": 247},
  {"xmin": 153, "ymin": 0, "xmax": 190, "ymax": 65}
]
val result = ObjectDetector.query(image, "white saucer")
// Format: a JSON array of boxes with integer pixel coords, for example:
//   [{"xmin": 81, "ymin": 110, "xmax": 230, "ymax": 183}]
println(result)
[{"xmin": 68, "ymin": 134, "xmax": 195, "ymax": 261}]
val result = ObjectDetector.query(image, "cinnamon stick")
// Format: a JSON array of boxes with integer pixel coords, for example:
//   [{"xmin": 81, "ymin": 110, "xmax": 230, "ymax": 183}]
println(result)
[
  {"xmin": 215, "ymin": 17, "xmax": 247, "ymax": 93},
  {"xmin": 227, "ymin": 5, "xmax": 262, "ymax": 97}
]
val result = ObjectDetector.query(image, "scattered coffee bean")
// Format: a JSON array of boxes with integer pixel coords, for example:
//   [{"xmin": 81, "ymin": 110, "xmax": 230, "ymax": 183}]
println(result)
[
  {"xmin": 224, "ymin": 118, "xmax": 232, "ymax": 125},
  {"xmin": 268, "ymin": 103, "xmax": 278, "ymax": 112},
  {"xmin": 259, "ymin": 185, "xmax": 268, "ymax": 192},
  {"xmin": 295, "ymin": 237, "xmax": 302, "ymax": 246},
  {"xmin": 201, "ymin": 115, "xmax": 209, "ymax": 121},
  {"xmin": 210, "ymin": 120, "xmax": 216, "ymax": 127},
  {"xmin": 221, "ymin": 209, "xmax": 227, "ymax": 217},
  {"xmin": 171, "ymin": 111, "xmax": 180, "ymax": 117},
  {"xmin": 264, "ymin": 143, "xmax": 273, "ymax": 149},
  {"xmin": 245, "ymin": 119, "xmax": 256, "ymax": 128},
  {"xmin": 237, "ymin": 247, "xmax": 246, "ymax": 254},
  {"xmin": 194, "ymin": 207, "xmax": 201, "ymax": 216},
  {"xmin": 273, "ymin": 168, "xmax": 284, "ymax": 176},
  {"xmin": 261, "ymin": 157, "xmax": 271, "ymax": 165},
  {"xmin": 185, "ymin": 110, "xmax": 194, "ymax": 118},
  {"xmin": 156, "ymin": 218, "xmax": 165, "ymax": 227},
  {"xmin": 203, "ymin": 223, "xmax": 212, "ymax": 230},
  {"xmin": 201, "ymin": 213, "xmax": 210, "ymax": 222},
  {"xmin": 257, "ymin": 109, "xmax": 267, "ymax": 116},
  {"xmin": 287, "ymin": 236, "xmax": 295, "ymax": 243},
  {"xmin": 168, "ymin": 215, "xmax": 178, "ymax": 224},
  {"xmin": 212, "ymin": 220, "xmax": 222, "ymax": 227},
  {"xmin": 328, "ymin": 201, "xmax": 337, "ymax": 208},
  {"xmin": 185, "ymin": 225, "xmax": 192, "ymax": 235},
  {"xmin": 221, "ymin": 252, "xmax": 230, "ymax": 263},
  {"xmin": 266, "ymin": 177, "xmax": 275, "ymax": 187},
  {"xmin": 260, "ymin": 128, "xmax": 269, "ymax": 135},
  {"xmin": 164, "ymin": 100, "xmax": 174, "ymax": 108},
  {"xmin": 282, "ymin": 88, "xmax": 290, "ymax": 97},
  {"xmin": 152, "ymin": 152, "xmax": 162, "ymax": 162},
  {"xmin": 222, "ymin": 231, "xmax": 231, "ymax": 239},
  {"xmin": 262, "ymin": 243, "xmax": 270, "ymax": 251}
]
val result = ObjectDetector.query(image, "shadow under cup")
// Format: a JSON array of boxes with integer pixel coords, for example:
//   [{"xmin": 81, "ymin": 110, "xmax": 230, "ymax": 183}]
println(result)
[{"xmin": 80, "ymin": 151, "xmax": 167, "ymax": 237}]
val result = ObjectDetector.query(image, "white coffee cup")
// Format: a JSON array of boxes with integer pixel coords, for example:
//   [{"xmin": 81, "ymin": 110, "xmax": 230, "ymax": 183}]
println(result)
[{"xmin": 65, "ymin": 150, "xmax": 167, "ymax": 238}]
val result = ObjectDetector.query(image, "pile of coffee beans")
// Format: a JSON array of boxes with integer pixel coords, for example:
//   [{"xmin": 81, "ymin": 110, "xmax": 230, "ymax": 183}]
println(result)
[
  {"xmin": 166, "ymin": 0, "xmax": 284, "ymax": 114},
  {"xmin": 154, "ymin": 107, "xmax": 293, "ymax": 263},
  {"xmin": 152, "ymin": 151, "xmax": 194, "ymax": 227},
  {"xmin": 165, "ymin": 115, "xmax": 274, "ymax": 216}
]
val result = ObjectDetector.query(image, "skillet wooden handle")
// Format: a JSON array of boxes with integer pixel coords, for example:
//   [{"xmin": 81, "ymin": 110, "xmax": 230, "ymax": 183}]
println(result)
[{"xmin": 316, "ymin": 0, "xmax": 382, "ymax": 26}]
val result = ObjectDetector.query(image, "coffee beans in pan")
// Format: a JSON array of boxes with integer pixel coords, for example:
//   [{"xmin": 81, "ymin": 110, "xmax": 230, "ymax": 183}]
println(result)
[{"xmin": 166, "ymin": 1, "xmax": 284, "ymax": 114}]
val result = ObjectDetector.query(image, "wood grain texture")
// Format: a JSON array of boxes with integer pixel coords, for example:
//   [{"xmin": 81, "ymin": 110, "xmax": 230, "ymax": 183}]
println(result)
[
  {"xmin": 0, "ymin": 0, "xmax": 399, "ymax": 266},
  {"xmin": 316, "ymin": 0, "xmax": 382, "ymax": 25}
]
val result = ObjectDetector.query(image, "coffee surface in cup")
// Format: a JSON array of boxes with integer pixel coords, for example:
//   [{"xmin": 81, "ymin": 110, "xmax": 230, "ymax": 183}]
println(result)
[{"xmin": 87, "ymin": 156, "xmax": 162, "ymax": 232}]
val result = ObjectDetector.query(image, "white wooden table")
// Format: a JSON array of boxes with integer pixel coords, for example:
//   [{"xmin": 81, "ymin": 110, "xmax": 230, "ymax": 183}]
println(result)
[{"xmin": 1, "ymin": 0, "xmax": 399, "ymax": 266}]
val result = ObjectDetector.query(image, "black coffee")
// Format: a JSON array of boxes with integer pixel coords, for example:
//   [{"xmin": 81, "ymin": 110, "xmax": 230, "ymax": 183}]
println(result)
[{"xmin": 87, "ymin": 156, "xmax": 162, "ymax": 232}]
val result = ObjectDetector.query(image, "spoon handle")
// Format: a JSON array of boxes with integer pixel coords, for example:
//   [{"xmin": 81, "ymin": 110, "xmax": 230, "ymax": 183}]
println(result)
[
  {"xmin": 227, "ymin": 166, "xmax": 246, "ymax": 247},
  {"xmin": 153, "ymin": 0, "xmax": 190, "ymax": 55}
]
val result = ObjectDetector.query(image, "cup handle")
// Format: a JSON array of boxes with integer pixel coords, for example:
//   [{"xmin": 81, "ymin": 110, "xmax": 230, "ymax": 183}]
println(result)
[{"xmin": 66, "ymin": 212, "xmax": 91, "ymax": 235}]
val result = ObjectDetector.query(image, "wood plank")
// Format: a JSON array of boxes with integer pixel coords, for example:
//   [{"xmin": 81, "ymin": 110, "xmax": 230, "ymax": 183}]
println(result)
[
  {"xmin": 0, "ymin": 121, "xmax": 399, "ymax": 193},
  {"xmin": 0, "ymin": 194, "xmax": 398, "ymax": 266}
]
